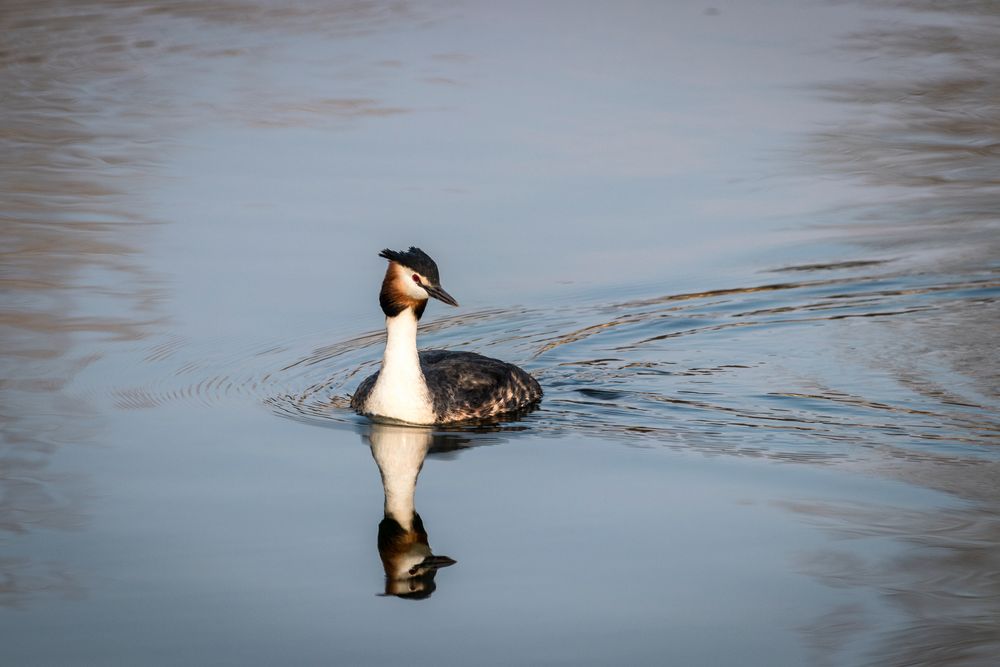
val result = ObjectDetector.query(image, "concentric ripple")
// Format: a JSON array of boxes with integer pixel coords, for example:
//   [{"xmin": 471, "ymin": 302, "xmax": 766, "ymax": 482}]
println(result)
[{"xmin": 101, "ymin": 262, "xmax": 1000, "ymax": 464}]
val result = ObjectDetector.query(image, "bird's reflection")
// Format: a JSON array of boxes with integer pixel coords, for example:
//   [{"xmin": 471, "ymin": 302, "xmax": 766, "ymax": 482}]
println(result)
[{"xmin": 364, "ymin": 423, "xmax": 456, "ymax": 599}]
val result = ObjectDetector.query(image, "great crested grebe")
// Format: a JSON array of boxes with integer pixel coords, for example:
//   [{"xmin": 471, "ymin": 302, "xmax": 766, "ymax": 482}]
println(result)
[{"xmin": 350, "ymin": 247, "xmax": 542, "ymax": 424}]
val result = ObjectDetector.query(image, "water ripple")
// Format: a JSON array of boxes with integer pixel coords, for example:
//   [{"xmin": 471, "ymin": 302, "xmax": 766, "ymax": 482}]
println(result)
[{"xmin": 98, "ymin": 264, "xmax": 1000, "ymax": 466}]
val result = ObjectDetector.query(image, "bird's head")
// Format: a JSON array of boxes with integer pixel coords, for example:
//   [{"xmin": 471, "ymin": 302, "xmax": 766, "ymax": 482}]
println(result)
[{"xmin": 378, "ymin": 247, "xmax": 458, "ymax": 319}]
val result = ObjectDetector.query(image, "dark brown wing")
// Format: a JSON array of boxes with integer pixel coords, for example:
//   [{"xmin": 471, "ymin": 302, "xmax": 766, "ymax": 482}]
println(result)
[{"xmin": 419, "ymin": 350, "xmax": 542, "ymax": 422}]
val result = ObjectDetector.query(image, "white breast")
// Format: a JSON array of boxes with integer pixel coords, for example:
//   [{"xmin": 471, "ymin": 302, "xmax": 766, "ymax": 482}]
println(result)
[{"xmin": 362, "ymin": 310, "xmax": 436, "ymax": 424}]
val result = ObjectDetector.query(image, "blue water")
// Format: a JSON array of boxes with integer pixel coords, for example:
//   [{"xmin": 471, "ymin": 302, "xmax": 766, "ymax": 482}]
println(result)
[{"xmin": 2, "ymin": 1, "xmax": 998, "ymax": 665}]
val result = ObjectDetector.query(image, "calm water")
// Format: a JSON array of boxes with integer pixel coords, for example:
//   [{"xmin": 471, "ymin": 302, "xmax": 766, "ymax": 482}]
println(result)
[{"xmin": 2, "ymin": 1, "xmax": 998, "ymax": 665}]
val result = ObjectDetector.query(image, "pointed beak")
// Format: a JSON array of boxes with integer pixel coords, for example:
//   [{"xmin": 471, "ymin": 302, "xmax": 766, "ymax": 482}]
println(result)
[
  {"xmin": 408, "ymin": 554, "xmax": 457, "ymax": 575},
  {"xmin": 424, "ymin": 284, "xmax": 459, "ymax": 307}
]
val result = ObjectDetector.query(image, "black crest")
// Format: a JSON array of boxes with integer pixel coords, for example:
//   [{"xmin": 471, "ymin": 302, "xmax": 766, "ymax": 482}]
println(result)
[{"xmin": 379, "ymin": 247, "xmax": 441, "ymax": 284}]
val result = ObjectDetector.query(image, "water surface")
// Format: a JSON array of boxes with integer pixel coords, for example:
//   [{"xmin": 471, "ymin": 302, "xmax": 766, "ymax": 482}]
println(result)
[{"xmin": 2, "ymin": 1, "xmax": 998, "ymax": 665}]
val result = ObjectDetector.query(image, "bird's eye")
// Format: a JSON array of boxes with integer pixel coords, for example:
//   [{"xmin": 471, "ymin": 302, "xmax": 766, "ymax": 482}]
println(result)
[{"xmin": 412, "ymin": 274, "xmax": 421, "ymax": 284}]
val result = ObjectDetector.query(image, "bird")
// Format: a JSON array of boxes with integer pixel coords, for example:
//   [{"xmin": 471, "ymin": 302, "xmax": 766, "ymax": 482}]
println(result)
[{"xmin": 350, "ymin": 247, "xmax": 542, "ymax": 424}]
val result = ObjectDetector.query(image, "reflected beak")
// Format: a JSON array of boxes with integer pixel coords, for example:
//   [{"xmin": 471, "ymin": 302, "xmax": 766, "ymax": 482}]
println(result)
[
  {"xmin": 424, "ymin": 284, "xmax": 459, "ymax": 307},
  {"xmin": 408, "ymin": 554, "xmax": 457, "ymax": 575}
]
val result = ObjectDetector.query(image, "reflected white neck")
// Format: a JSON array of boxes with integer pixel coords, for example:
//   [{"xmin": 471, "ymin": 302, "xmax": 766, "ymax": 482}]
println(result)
[{"xmin": 369, "ymin": 426, "xmax": 432, "ymax": 530}]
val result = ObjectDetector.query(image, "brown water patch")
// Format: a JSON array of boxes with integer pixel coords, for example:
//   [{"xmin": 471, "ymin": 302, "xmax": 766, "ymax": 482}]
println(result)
[
  {"xmin": 807, "ymin": 0, "xmax": 1000, "ymax": 269},
  {"xmin": 787, "ymin": 498, "xmax": 1000, "ymax": 667}
]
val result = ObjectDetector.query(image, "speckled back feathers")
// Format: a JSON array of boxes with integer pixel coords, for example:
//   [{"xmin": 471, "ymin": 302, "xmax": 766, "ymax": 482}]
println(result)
[{"xmin": 352, "ymin": 349, "xmax": 542, "ymax": 423}]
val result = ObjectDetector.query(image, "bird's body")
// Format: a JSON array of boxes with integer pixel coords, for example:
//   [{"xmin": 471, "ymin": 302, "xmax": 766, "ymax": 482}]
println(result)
[
  {"xmin": 351, "ymin": 247, "xmax": 542, "ymax": 425},
  {"xmin": 353, "ymin": 348, "xmax": 542, "ymax": 424}
]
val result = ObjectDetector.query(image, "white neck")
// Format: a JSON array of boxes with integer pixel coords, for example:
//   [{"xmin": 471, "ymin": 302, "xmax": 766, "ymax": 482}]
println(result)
[
  {"xmin": 369, "ymin": 424, "xmax": 432, "ymax": 530},
  {"xmin": 362, "ymin": 307, "xmax": 435, "ymax": 424}
]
